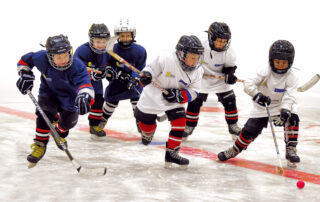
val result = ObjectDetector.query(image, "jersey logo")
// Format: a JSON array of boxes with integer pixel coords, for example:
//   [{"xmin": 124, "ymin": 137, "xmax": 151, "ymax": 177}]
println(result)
[
  {"xmin": 165, "ymin": 72, "xmax": 175, "ymax": 78},
  {"xmin": 215, "ymin": 64, "xmax": 223, "ymax": 67},
  {"xmin": 179, "ymin": 79, "xmax": 188, "ymax": 87},
  {"xmin": 274, "ymin": 88, "xmax": 286, "ymax": 93}
]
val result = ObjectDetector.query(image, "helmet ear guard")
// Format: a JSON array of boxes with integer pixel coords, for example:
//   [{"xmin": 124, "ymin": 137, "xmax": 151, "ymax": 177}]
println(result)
[
  {"xmin": 45, "ymin": 34, "xmax": 73, "ymax": 71},
  {"xmin": 176, "ymin": 35, "xmax": 204, "ymax": 72},
  {"xmin": 269, "ymin": 40, "xmax": 295, "ymax": 74}
]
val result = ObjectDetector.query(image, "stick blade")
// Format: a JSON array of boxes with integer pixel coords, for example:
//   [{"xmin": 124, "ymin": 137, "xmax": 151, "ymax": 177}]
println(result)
[
  {"xmin": 78, "ymin": 166, "xmax": 107, "ymax": 176},
  {"xmin": 106, "ymin": 36, "xmax": 118, "ymax": 51},
  {"xmin": 297, "ymin": 74, "xmax": 320, "ymax": 92}
]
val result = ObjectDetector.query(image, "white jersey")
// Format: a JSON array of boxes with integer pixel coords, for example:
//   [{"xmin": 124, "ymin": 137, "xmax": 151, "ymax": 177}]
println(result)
[
  {"xmin": 137, "ymin": 51, "xmax": 204, "ymax": 114},
  {"xmin": 244, "ymin": 66, "xmax": 299, "ymax": 118},
  {"xmin": 199, "ymin": 38, "xmax": 237, "ymax": 93}
]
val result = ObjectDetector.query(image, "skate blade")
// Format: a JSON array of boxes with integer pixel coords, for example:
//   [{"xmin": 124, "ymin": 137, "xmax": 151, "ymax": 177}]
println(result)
[
  {"xmin": 164, "ymin": 161, "xmax": 188, "ymax": 169},
  {"xmin": 287, "ymin": 161, "xmax": 297, "ymax": 168},
  {"xmin": 28, "ymin": 162, "xmax": 37, "ymax": 169},
  {"xmin": 90, "ymin": 134, "xmax": 107, "ymax": 141}
]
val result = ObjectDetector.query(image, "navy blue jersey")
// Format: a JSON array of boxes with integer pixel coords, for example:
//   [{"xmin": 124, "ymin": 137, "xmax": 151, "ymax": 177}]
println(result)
[
  {"xmin": 74, "ymin": 42, "xmax": 112, "ymax": 95},
  {"xmin": 105, "ymin": 43, "xmax": 147, "ymax": 102},
  {"xmin": 17, "ymin": 50, "xmax": 93, "ymax": 112}
]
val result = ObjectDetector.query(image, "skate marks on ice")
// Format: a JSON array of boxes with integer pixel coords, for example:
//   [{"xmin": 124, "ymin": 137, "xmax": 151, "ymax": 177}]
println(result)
[{"xmin": 1, "ymin": 105, "xmax": 320, "ymax": 185}]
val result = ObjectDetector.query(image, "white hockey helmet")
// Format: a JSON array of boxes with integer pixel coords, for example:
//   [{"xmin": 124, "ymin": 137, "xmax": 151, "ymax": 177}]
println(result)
[{"xmin": 114, "ymin": 18, "xmax": 136, "ymax": 39}]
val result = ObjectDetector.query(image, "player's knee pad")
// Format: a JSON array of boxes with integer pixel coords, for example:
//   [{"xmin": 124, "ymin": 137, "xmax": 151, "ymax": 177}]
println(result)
[
  {"xmin": 217, "ymin": 90, "xmax": 237, "ymax": 109},
  {"xmin": 242, "ymin": 118, "xmax": 268, "ymax": 140},
  {"xmin": 58, "ymin": 111, "xmax": 78, "ymax": 130},
  {"xmin": 288, "ymin": 113, "xmax": 299, "ymax": 127},
  {"xmin": 139, "ymin": 122, "xmax": 157, "ymax": 135},
  {"xmin": 134, "ymin": 107, "xmax": 157, "ymax": 125},
  {"xmin": 166, "ymin": 107, "xmax": 186, "ymax": 121}
]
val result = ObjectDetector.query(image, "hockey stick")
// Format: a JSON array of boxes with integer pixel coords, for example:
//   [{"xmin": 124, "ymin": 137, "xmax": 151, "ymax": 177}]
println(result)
[
  {"xmin": 265, "ymin": 104, "xmax": 284, "ymax": 175},
  {"xmin": 203, "ymin": 73, "xmax": 245, "ymax": 83},
  {"xmin": 297, "ymin": 74, "xmax": 320, "ymax": 92},
  {"xmin": 106, "ymin": 49, "xmax": 169, "ymax": 95},
  {"xmin": 27, "ymin": 90, "xmax": 107, "ymax": 176}
]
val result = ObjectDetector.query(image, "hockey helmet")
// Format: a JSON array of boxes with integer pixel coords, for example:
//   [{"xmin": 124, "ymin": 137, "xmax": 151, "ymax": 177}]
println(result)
[
  {"xmin": 88, "ymin": 23, "xmax": 111, "ymax": 54},
  {"xmin": 269, "ymin": 40, "xmax": 295, "ymax": 74},
  {"xmin": 207, "ymin": 22, "xmax": 231, "ymax": 52}
]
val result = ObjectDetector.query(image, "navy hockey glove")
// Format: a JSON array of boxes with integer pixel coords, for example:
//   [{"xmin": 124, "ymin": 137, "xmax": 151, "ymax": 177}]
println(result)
[
  {"xmin": 127, "ymin": 76, "xmax": 140, "ymax": 90},
  {"xmin": 16, "ymin": 70, "xmax": 35, "ymax": 95},
  {"xmin": 273, "ymin": 109, "xmax": 291, "ymax": 126},
  {"xmin": 222, "ymin": 66, "xmax": 237, "ymax": 84},
  {"xmin": 105, "ymin": 66, "xmax": 117, "ymax": 81},
  {"xmin": 117, "ymin": 70, "xmax": 131, "ymax": 83},
  {"xmin": 253, "ymin": 92, "xmax": 271, "ymax": 107},
  {"xmin": 162, "ymin": 88, "xmax": 184, "ymax": 103},
  {"xmin": 75, "ymin": 93, "xmax": 93, "ymax": 115},
  {"xmin": 140, "ymin": 71, "xmax": 152, "ymax": 86}
]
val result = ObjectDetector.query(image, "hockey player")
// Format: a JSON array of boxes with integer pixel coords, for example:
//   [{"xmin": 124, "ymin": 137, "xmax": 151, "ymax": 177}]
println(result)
[
  {"xmin": 183, "ymin": 22, "xmax": 241, "ymax": 140},
  {"xmin": 74, "ymin": 23, "xmax": 115, "ymax": 139},
  {"xmin": 218, "ymin": 40, "xmax": 300, "ymax": 168},
  {"xmin": 100, "ymin": 19, "xmax": 147, "ymax": 134},
  {"xmin": 134, "ymin": 35, "xmax": 204, "ymax": 168},
  {"xmin": 16, "ymin": 34, "xmax": 94, "ymax": 168}
]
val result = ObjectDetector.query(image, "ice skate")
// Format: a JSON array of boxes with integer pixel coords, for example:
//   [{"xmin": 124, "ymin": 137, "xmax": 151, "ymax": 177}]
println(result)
[
  {"xmin": 182, "ymin": 126, "xmax": 195, "ymax": 141},
  {"xmin": 165, "ymin": 145, "xmax": 189, "ymax": 169},
  {"xmin": 141, "ymin": 131, "xmax": 154, "ymax": 145},
  {"xmin": 286, "ymin": 145, "xmax": 300, "ymax": 168},
  {"xmin": 90, "ymin": 126, "xmax": 106, "ymax": 140},
  {"xmin": 228, "ymin": 123, "xmax": 241, "ymax": 140},
  {"xmin": 27, "ymin": 140, "xmax": 46, "ymax": 168},
  {"xmin": 53, "ymin": 135, "xmax": 68, "ymax": 151},
  {"xmin": 217, "ymin": 146, "xmax": 239, "ymax": 161}
]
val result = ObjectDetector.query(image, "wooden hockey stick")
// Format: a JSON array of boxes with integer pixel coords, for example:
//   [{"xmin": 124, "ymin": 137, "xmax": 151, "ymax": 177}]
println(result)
[
  {"xmin": 297, "ymin": 74, "xmax": 320, "ymax": 92},
  {"xmin": 106, "ymin": 48, "xmax": 168, "ymax": 95},
  {"xmin": 265, "ymin": 104, "xmax": 284, "ymax": 175},
  {"xmin": 203, "ymin": 73, "xmax": 245, "ymax": 83},
  {"xmin": 27, "ymin": 90, "xmax": 107, "ymax": 176}
]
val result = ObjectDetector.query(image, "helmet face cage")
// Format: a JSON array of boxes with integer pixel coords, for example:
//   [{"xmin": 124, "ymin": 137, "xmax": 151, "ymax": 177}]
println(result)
[
  {"xmin": 269, "ymin": 40, "xmax": 295, "ymax": 74},
  {"xmin": 176, "ymin": 35, "xmax": 204, "ymax": 72},
  {"xmin": 88, "ymin": 24, "xmax": 111, "ymax": 54},
  {"xmin": 208, "ymin": 22, "xmax": 231, "ymax": 52},
  {"xmin": 46, "ymin": 35, "xmax": 73, "ymax": 71},
  {"xmin": 114, "ymin": 19, "xmax": 136, "ymax": 47}
]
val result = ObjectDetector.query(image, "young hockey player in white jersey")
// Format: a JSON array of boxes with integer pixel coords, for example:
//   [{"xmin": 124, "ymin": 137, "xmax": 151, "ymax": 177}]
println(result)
[
  {"xmin": 134, "ymin": 35, "xmax": 204, "ymax": 168},
  {"xmin": 218, "ymin": 40, "xmax": 300, "ymax": 168},
  {"xmin": 183, "ymin": 22, "xmax": 241, "ymax": 141}
]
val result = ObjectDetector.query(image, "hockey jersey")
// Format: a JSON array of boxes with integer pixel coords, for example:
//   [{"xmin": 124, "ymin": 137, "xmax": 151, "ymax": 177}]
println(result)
[
  {"xmin": 17, "ymin": 50, "xmax": 94, "ymax": 112},
  {"xmin": 74, "ymin": 42, "xmax": 112, "ymax": 95},
  {"xmin": 104, "ymin": 43, "xmax": 147, "ymax": 102},
  {"xmin": 137, "ymin": 51, "xmax": 203, "ymax": 114},
  {"xmin": 244, "ymin": 66, "xmax": 299, "ymax": 118},
  {"xmin": 199, "ymin": 37, "xmax": 237, "ymax": 93}
]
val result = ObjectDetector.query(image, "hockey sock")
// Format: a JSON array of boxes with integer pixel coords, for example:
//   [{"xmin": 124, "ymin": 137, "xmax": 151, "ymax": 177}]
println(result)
[{"xmin": 167, "ymin": 118, "xmax": 186, "ymax": 149}]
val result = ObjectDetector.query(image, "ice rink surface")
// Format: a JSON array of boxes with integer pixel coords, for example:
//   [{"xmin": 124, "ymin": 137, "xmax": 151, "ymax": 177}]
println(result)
[{"xmin": 1, "ymin": 0, "xmax": 320, "ymax": 201}]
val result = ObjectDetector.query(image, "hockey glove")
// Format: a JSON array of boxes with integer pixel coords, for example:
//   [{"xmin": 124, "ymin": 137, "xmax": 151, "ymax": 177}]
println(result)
[
  {"xmin": 222, "ymin": 66, "xmax": 237, "ymax": 84},
  {"xmin": 127, "ymin": 76, "xmax": 140, "ymax": 90},
  {"xmin": 140, "ymin": 71, "xmax": 152, "ymax": 86},
  {"xmin": 75, "ymin": 93, "xmax": 93, "ymax": 115},
  {"xmin": 162, "ymin": 88, "xmax": 184, "ymax": 103},
  {"xmin": 117, "ymin": 70, "xmax": 131, "ymax": 83},
  {"xmin": 253, "ymin": 92, "xmax": 271, "ymax": 107},
  {"xmin": 105, "ymin": 66, "xmax": 117, "ymax": 81},
  {"xmin": 16, "ymin": 70, "xmax": 35, "ymax": 95},
  {"xmin": 273, "ymin": 109, "xmax": 291, "ymax": 126}
]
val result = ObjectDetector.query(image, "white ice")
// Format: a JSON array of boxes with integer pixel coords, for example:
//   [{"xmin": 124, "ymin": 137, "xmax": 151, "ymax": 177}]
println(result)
[{"xmin": 1, "ymin": 0, "xmax": 320, "ymax": 201}]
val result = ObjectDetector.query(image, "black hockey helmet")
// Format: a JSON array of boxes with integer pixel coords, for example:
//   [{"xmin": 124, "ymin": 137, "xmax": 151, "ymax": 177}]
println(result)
[
  {"xmin": 207, "ymin": 22, "xmax": 231, "ymax": 52},
  {"xmin": 176, "ymin": 35, "xmax": 204, "ymax": 72},
  {"xmin": 269, "ymin": 40, "xmax": 295, "ymax": 74},
  {"xmin": 88, "ymin": 23, "xmax": 110, "ymax": 54},
  {"xmin": 45, "ymin": 34, "xmax": 73, "ymax": 71}
]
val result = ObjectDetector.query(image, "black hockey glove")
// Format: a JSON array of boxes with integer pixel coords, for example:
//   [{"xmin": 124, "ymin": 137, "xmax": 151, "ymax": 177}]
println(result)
[
  {"xmin": 105, "ymin": 66, "xmax": 117, "ymax": 81},
  {"xmin": 117, "ymin": 70, "xmax": 131, "ymax": 83},
  {"xmin": 75, "ymin": 93, "xmax": 93, "ymax": 115},
  {"xmin": 140, "ymin": 71, "xmax": 152, "ymax": 86},
  {"xmin": 273, "ymin": 109, "xmax": 291, "ymax": 126},
  {"xmin": 253, "ymin": 92, "xmax": 271, "ymax": 107},
  {"xmin": 162, "ymin": 88, "xmax": 184, "ymax": 103},
  {"xmin": 16, "ymin": 70, "xmax": 35, "ymax": 95},
  {"xmin": 222, "ymin": 66, "xmax": 237, "ymax": 84},
  {"xmin": 127, "ymin": 76, "xmax": 140, "ymax": 90}
]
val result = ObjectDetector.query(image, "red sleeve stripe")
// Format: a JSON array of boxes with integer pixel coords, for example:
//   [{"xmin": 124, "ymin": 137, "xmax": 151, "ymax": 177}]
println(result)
[
  {"xmin": 78, "ymin": 83, "xmax": 93, "ymax": 90},
  {"xmin": 18, "ymin": 59, "xmax": 28, "ymax": 66}
]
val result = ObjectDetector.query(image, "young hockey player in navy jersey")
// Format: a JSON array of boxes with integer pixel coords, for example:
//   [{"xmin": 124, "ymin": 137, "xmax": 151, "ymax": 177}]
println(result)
[
  {"xmin": 134, "ymin": 35, "xmax": 204, "ymax": 168},
  {"xmin": 218, "ymin": 40, "xmax": 301, "ymax": 168},
  {"xmin": 74, "ymin": 23, "xmax": 115, "ymax": 139},
  {"xmin": 99, "ymin": 19, "xmax": 147, "ymax": 134},
  {"xmin": 183, "ymin": 22, "xmax": 241, "ymax": 141},
  {"xmin": 16, "ymin": 34, "xmax": 94, "ymax": 168}
]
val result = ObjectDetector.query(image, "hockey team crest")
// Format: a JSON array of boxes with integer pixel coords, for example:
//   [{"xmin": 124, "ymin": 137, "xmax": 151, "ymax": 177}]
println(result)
[{"xmin": 165, "ymin": 72, "xmax": 175, "ymax": 78}]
